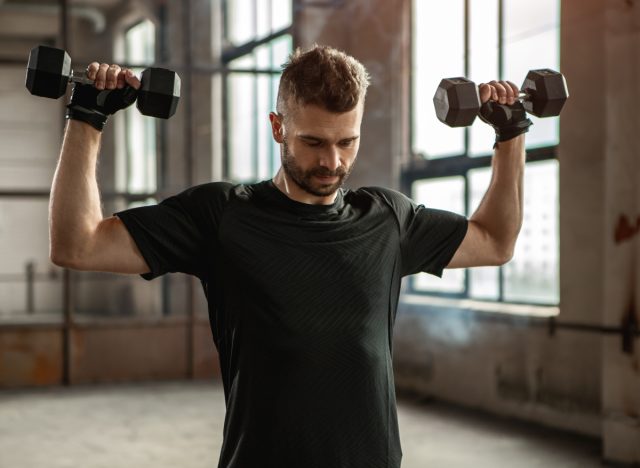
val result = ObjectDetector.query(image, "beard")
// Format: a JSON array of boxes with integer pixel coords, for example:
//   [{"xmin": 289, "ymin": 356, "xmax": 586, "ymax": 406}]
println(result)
[{"xmin": 281, "ymin": 140, "xmax": 356, "ymax": 197}]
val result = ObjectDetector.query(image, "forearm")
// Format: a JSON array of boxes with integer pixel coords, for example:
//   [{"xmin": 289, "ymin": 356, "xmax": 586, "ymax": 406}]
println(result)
[
  {"xmin": 469, "ymin": 135, "xmax": 525, "ymax": 258},
  {"xmin": 49, "ymin": 120, "xmax": 104, "ymax": 263}
]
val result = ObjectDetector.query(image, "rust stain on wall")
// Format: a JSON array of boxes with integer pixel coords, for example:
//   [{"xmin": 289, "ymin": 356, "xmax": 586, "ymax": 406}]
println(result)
[
  {"xmin": 0, "ymin": 329, "xmax": 63, "ymax": 387},
  {"xmin": 614, "ymin": 214, "xmax": 640, "ymax": 244}
]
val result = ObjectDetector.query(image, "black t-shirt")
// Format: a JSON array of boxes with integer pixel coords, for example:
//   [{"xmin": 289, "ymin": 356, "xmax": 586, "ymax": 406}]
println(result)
[{"xmin": 115, "ymin": 180, "xmax": 468, "ymax": 468}]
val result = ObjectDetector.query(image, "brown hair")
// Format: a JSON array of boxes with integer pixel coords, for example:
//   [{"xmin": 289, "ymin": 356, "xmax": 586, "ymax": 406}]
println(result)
[{"xmin": 276, "ymin": 45, "xmax": 371, "ymax": 116}]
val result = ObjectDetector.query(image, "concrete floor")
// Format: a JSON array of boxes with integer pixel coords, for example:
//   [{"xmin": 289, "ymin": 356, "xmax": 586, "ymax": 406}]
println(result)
[{"xmin": 0, "ymin": 381, "xmax": 602, "ymax": 468}]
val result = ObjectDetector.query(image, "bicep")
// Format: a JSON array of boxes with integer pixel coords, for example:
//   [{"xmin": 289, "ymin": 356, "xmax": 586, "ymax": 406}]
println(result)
[
  {"xmin": 74, "ymin": 216, "xmax": 151, "ymax": 274},
  {"xmin": 446, "ymin": 220, "xmax": 508, "ymax": 269}
]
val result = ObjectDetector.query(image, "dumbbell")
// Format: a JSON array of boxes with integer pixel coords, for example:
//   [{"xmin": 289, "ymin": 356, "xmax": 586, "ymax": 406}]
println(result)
[
  {"xmin": 25, "ymin": 45, "xmax": 181, "ymax": 119},
  {"xmin": 433, "ymin": 69, "xmax": 569, "ymax": 127}
]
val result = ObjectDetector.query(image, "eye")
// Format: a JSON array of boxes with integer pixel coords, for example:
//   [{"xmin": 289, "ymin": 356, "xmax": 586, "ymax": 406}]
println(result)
[
  {"xmin": 339, "ymin": 139, "xmax": 355, "ymax": 148},
  {"xmin": 305, "ymin": 141, "xmax": 321, "ymax": 147}
]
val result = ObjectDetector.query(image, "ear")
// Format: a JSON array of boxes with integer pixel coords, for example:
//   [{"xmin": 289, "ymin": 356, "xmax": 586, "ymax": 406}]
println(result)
[{"xmin": 269, "ymin": 112, "xmax": 285, "ymax": 144}]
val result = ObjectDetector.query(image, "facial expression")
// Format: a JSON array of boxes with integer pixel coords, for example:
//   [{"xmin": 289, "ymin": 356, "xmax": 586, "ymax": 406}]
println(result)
[{"xmin": 270, "ymin": 101, "xmax": 363, "ymax": 202}]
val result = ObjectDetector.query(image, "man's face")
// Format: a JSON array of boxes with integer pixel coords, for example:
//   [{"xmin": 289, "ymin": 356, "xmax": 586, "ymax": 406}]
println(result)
[{"xmin": 271, "ymin": 102, "xmax": 363, "ymax": 198}]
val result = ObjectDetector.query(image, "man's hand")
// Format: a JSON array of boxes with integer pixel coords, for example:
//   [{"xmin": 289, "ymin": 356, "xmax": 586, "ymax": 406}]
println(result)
[
  {"xmin": 66, "ymin": 63, "xmax": 142, "ymax": 131},
  {"xmin": 478, "ymin": 80, "xmax": 519, "ymax": 106},
  {"xmin": 477, "ymin": 80, "xmax": 533, "ymax": 145},
  {"xmin": 85, "ymin": 62, "xmax": 141, "ymax": 91}
]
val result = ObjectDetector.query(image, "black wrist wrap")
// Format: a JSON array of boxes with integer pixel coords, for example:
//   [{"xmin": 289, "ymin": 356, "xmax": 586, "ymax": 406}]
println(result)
[
  {"xmin": 66, "ymin": 82, "xmax": 138, "ymax": 132},
  {"xmin": 478, "ymin": 100, "xmax": 533, "ymax": 147}
]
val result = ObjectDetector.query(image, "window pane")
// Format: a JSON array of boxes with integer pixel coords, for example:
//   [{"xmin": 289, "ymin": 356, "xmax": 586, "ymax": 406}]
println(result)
[
  {"xmin": 271, "ymin": 74, "xmax": 281, "ymax": 175},
  {"xmin": 125, "ymin": 103, "xmax": 157, "ymax": 194},
  {"xmin": 228, "ymin": 0, "xmax": 255, "ymax": 45},
  {"xmin": 228, "ymin": 73, "xmax": 256, "ymax": 182},
  {"xmin": 411, "ymin": 177, "xmax": 466, "ymax": 293},
  {"xmin": 227, "ymin": 0, "xmax": 291, "ymax": 45},
  {"xmin": 272, "ymin": 0, "xmax": 292, "ymax": 32},
  {"xmin": 125, "ymin": 20, "xmax": 155, "ymax": 63},
  {"xmin": 468, "ymin": 168, "xmax": 500, "ymax": 300},
  {"xmin": 468, "ymin": 0, "xmax": 499, "ymax": 157},
  {"xmin": 256, "ymin": 0, "xmax": 271, "ymax": 39},
  {"xmin": 271, "ymin": 34, "xmax": 292, "ymax": 68},
  {"xmin": 229, "ymin": 54, "xmax": 255, "ymax": 70},
  {"xmin": 504, "ymin": 0, "xmax": 560, "ymax": 149},
  {"xmin": 504, "ymin": 160, "xmax": 559, "ymax": 304},
  {"xmin": 123, "ymin": 20, "xmax": 156, "ymax": 194},
  {"xmin": 413, "ymin": 0, "xmax": 465, "ymax": 159},
  {"xmin": 257, "ymin": 74, "xmax": 272, "ymax": 180},
  {"xmin": 256, "ymin": 43, "xmax": 271, "ymax": 69}
]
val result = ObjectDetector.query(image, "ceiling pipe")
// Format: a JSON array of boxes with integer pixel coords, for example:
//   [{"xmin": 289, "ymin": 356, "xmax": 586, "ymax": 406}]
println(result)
[{"xmin": 0, "ymin": 3, "xmax": 106, "ymax": 33}]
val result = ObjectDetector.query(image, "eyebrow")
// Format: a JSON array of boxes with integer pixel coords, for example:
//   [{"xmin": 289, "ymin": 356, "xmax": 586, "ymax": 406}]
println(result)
[{"xmin": 298, "ymin": 134, "xmax": 360, "ymax": 143}]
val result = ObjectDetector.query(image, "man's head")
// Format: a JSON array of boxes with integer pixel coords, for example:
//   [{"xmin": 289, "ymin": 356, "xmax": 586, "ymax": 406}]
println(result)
[
  {"xmin": 275, "ymin": 45, "xmax": 371, "ymax": 117},
  {"xmin": 270, "ymin": 45, "xmax": 371, "ymax": 202}
]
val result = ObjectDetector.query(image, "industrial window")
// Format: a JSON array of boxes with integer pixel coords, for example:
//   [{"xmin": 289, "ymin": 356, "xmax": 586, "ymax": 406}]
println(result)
[
  {"xmin": 222, "ymin": 0, "xmax": 293, "ymax": 182},
  {"xmin": 408, "ymin": 0, "xmax": 560, "ymax": 305},
  {"xmin": 119, "ymin": 19, "xmax": 157, "ymax": 200}
]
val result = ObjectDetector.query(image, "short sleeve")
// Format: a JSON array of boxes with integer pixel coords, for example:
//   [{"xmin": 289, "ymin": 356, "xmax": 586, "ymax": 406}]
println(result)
[
  {"xmin": 370, "ymin": 187, "xmax": 468, "ymax": 278},
  {"xmin": 114, "ymin": 182, "xmax": 232, "ymax": 281}
]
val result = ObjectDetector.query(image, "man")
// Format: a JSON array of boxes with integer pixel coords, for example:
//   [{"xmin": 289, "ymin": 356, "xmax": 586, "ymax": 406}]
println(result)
[{"xmin": 50, "ymin": 45, "xmax": 528, "ymax": 467}]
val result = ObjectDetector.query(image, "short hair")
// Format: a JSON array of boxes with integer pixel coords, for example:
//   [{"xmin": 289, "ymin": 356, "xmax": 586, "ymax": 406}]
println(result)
[{"xmin": 276, "ymin": 45, "xmax": 371, "ymax": 116}]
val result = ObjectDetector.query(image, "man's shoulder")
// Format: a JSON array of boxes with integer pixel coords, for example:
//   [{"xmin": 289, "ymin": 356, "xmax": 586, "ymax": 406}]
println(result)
[{"xmin": 180, "ymin": 181, "xmax": 256, "ymax": 202}]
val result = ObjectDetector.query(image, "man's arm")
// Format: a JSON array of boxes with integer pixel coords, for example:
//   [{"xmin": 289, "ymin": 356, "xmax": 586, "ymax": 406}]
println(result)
[
  {"xmin": 447, "ymin": 80, "xmax": 527, "ymax": 269},
  {"xmin": 49, "ymin": 65, "xmax": 150, "ymax": 274},
  {"xmin": 447, "ymin": 135, "xmax": 525, "ymax": 268}
]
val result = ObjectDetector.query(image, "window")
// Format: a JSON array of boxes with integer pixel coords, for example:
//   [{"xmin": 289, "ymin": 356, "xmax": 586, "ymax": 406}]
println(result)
[
  {"xmin": 408, "ymin": 0, "xmax": 560, "ymax": 305},
  {"xmin": 119, "ymin": 19, "xmax": 157, "ymax": 198},
  {"xmin": 223, "ymin": 0, "xmax": 293, "ymax": 182}
]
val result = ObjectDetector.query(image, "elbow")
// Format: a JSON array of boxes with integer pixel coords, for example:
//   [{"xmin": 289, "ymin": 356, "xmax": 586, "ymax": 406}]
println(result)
[
  {"xmin": 50, "ymin": 246, "xmax": 82, "ymax": 270},
  {"xmin": 493, "ymin": 238, "xmax": 517, "ymax": 265},
  {"xmin": 50, "ymin": 249, "xmax": 72, "ymax": 269},
  {"xmin": 495, "ymin": 247, "xmax": 514, "ymax": 266}
]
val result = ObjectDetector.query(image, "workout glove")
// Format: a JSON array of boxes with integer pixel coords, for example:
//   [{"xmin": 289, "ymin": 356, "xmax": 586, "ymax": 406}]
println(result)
[
  {"xmin": 66, "ymin": 82, "xmax": 138, "ymax": 132},
  {"xmin": 478, "ymin": 100, "xmax": 533, "ymax": 147}
]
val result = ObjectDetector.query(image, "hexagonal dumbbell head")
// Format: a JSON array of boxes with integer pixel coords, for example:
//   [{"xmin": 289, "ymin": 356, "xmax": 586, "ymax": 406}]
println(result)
[
  {"xmin": 521, "ymin": 69, "xmax": 569, "ymax": 118},
  {"xmin": 25, "ymin": 45, "xmax": 72, "ymax": 99},
  {"xmin": 136, "ymin": 68, "xmax": 181, "ymax": 119},
  {"xmin": 433, "ymin": 77, "xmax": 481, "ymax": 127}
]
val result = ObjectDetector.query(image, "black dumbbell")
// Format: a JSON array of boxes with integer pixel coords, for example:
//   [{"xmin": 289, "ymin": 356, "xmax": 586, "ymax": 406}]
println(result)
[
  {"xmin": 25, "ymin": 45, "xmax": 181, "ymax": 119},
  {"xmin": 433, "ymin": 69, "xmax": 569, "ymax": 128}
]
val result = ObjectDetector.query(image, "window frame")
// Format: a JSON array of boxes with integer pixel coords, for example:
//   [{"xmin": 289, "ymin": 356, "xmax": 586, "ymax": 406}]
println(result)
[
  {"xmin": 220, "ymin": 0, "xmax": 294, "ymax": 182},
  {"xmin": 406, "ymin": 0, "xmax": 560, "ymax": 306}
]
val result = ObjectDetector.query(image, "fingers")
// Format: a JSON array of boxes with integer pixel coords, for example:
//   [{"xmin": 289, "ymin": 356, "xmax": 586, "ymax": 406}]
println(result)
[
  {"xmin": 123, "ymin": 69, "xmax": 142, "ymax": 90},
  {"xmin": 86, "ymin": 62, "xmax": 100, "ymax": 81},
  {"xmin": 480, "ymin": 80, "xmax": 521, "ymax": 105},
  {"xmin": 478, "ymin": 83, "xmax": 492, "ymax": 104},
  {"xmin": 85, "ymin": 62, "xmax": 140, "ymax": 90}
]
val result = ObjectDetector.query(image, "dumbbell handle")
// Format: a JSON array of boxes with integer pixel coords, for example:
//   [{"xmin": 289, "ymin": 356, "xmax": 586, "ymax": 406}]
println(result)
[
  {"xmin": 488, "ymin": 92, "xmax": 530, "ymax": 103},
  {"xmin": 68, "ymin": 70, "xmax": 104, "ymax": 86}
]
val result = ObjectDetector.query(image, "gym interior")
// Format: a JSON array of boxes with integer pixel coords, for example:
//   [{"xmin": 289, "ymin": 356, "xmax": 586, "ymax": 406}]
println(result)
[{"xmin": 0, "ymin": 0, "xmax": 638, "ymax": 466}]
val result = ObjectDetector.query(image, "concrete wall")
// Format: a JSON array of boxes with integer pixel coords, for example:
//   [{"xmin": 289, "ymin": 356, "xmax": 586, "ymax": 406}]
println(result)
[{"xmin": 0, "ymin": 320, "xmax": 219, "ymax": 387}]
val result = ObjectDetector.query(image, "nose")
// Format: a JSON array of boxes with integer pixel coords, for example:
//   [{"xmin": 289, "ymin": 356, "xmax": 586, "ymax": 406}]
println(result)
[{"xmin": 318, "ymin": 145, "xmax": 341, "ymax": 172}]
